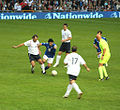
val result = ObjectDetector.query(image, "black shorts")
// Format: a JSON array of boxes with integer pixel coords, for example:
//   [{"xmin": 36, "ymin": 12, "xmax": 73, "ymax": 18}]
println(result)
[
  {"xmin": 28, "ymin": 53, "xmax": 41, "ymax": 62},
  {"xmin": 68, "ymin": 74, "xmax": 77, "ymax": 81},
  {"xmin": 59, "ymin": 42, "xmax": 70, "ymax": 53}
]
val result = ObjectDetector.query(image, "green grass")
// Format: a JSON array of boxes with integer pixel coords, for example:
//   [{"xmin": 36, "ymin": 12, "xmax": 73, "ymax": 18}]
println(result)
[{"xmin": 0, "ymin": 18, "xmax": 120, "ymax": 110}]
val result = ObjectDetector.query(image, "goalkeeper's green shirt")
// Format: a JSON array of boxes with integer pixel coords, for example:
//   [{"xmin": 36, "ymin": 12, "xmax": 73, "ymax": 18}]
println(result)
[{"xmin": 99, "ymin": 39, "xmax": 111, "ymax": 56}]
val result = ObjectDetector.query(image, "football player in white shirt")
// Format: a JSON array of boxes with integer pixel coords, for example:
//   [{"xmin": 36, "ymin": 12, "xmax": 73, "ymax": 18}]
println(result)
[
  {"xmin": 53, "ymin": 23, "xmax": 72, "ymax": 67},
  {"xmin": 12, "ymin": 35, "xmax": 45, "ymax": 74},
  {"xmin": 63, "ymin": 46, "xmax": 90, "ymax": 99}
]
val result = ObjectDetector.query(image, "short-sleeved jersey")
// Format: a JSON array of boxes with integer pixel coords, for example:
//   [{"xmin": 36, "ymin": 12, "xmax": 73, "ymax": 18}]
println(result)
[
  {"xmin": 61, "ymin": 29, "xmax": 72, "ymax": 43},
  {"xmin": 41, "ymin": 43, "xmax": 56, "ymax": 58},
  {"xmin": 99, "ymin": 39, "xmax": 111, "ymax": 56},
  {"xmin": 64, "ymin": 52, "xmax": 86, "ymax": 76},
  {"xmin": 24, "ymin": 39, "xmax": 40, "ymax": 55},
  {"xmin": 93, "ymin": 37, "xmax": 107, "ymax": 52}
]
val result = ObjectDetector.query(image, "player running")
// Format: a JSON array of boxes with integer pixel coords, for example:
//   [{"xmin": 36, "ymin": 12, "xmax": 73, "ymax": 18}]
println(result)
[
  {"xmin": 38, "ymin": 38, "xmax": 57, "ymax": 74},
  {"xmin": 93, "ymin": 31, "xmax": 107, "ymax": 58},
  {"xmin": 63, "ymin": 46, "xmax": 90, "ymax": 99},
  {"xmin": 53, "ymin": 23, "xmax": 72, "ymax": 67},
  {"xmin": 96, "ymin": 34, "xmax": 111, "ymax": 81},
  {"xmin": 12, "ymin": 34, "xmax": 45, "ymax": 74}
]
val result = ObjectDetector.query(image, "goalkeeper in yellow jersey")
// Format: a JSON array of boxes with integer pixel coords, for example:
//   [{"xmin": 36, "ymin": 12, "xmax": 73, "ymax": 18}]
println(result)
[{"xmin": 96, "ymin": 34, "xmax": 111, "ymax": 81}]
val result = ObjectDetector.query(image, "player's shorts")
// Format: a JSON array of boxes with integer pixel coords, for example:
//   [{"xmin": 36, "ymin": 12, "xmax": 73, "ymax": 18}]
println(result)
[
  {"xmin": 97, "ymin": 53, "xmax": 102, "ymax": 58},
  {"xmin": 43, "ymin": 55, "xmax": 54, "ymax": 64},
  {"xmin": 28, "ymin": 53, "xmax": 41, "ymax": 62},
  {"xmin": 59, "ymin": 42, "xmax": 70, "ymax": 53},
  {"xmin": 99, "ymin": 54, "xmax": 111, "ymax": 64},
  {"xmin": 68, "ymin": 74, "xmax": 77, "ymax": 81}
]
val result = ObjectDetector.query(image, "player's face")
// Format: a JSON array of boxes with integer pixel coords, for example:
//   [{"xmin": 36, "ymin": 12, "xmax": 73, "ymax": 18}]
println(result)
[
  {"xmin": 49, "ymin": 42, "xmax": 53, "ymax": 46},
  {"xmin": 63, "ymin": 25, "xmax": 67, "ymax": 30},
  {"xmin": 96, "ymin": 34, "xmax": 101, "ymax": 41},
  {"xmin": 33, "ymin": 36, "xmax": 38, "ymax": 42},
  {"xmin": 98, "ymin": 32, "xmax": 102, "ymax": 35}
]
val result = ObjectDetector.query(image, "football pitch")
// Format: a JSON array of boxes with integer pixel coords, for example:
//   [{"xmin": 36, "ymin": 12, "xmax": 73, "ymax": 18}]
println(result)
[{"xmin": 0, "ymin": 18, "xmax": 120, "ymax": 110}]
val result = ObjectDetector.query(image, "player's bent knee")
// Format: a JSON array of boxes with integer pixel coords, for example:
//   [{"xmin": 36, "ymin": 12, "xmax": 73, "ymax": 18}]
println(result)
[
  {"xmin": 58, "ymin": 51, "xmax": 62, "ymax": 55},
  {"xmin": 43, "ymin": 59, "xmax": 46, "ymax": 63},
  {"xmin": 70, "ymin": 80, "xmax": 75, "ymax": 84},
  {"xmin": 48, "ymin": 64, "xmax": 52, "ymax": 67},
  {"xmin": 99, "ymin": 63, "xmax": 103, "ymax": 67},
  {"xmin": 31, "ymin": 61, "xmax": 35, "ymax": 67},
  {"xmin": 38, "ymin": 59, "xmax": 43, "ymax": 64}
]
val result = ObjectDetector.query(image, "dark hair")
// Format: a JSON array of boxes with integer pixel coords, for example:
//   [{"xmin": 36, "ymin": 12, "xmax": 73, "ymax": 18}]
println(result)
[
  {"xmin": 72, "ymin": 46, "xmax": 77, "ymax": 52},
  {"xmin": 48, "ymin": 38, "xmax": 54, "ymax": 42},
  {"xmin": 63, "ymin": 23, "xmax": 68, "ymax": 27},
  {"xmin": 97, "ymin": 31, "xmax": 102, "ymax": 34},
  {"xmin": 32, "ymin": 34, "xmax": 38, "ymax": 38}
]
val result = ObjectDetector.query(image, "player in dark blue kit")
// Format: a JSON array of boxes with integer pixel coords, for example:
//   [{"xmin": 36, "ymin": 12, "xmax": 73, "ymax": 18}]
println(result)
[
  {"xmin": 38, "ymin": 39, "xmax": 57, "ymax": 74},
  {"xmin": 93, "ymin": 31, "xmax": 107, "ymax": 58}
]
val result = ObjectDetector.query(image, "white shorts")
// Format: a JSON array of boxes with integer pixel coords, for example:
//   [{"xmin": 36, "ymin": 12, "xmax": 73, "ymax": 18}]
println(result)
[
  {"xmin": 43, "ymin": 55, "xmax": 54, "ymax": 64},
  {"xmin": 97, "ymin": 53, "xmax": 102, "ymax": 58}
]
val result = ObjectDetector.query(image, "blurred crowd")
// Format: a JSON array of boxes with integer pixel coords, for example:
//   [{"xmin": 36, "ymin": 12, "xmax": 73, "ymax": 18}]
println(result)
[{"xmin": 0, "ymin": 0, "xmax": 120, "ymax": 12}]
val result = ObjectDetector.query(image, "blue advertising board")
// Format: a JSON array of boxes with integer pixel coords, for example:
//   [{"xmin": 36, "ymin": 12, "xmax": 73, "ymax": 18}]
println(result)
[{"xmin": 0, "ymin": 11, "xmax": 120, "ymax": 20}]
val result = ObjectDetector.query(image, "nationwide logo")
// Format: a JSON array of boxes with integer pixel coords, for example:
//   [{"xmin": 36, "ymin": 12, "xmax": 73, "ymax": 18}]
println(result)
[
  {"xmin": 45, "ymin": 13, "xmax": 52, "ymax": 19},
  {"xmin": 110, "ymin": 12, "xmax": 118, "ymax": 18},
  {"xmin": 0, "ymin": 13, "xmax": 37, "ymax": 20},
  {"xmin": 44, "ymin": 12, "xmax": 104, "ymax": 19}
]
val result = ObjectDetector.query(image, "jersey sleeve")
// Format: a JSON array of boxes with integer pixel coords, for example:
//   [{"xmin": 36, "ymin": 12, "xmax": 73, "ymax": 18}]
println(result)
[
  {"xmin": 93, "ymin": 38, "xmax": 97, "ymax": 44},
  {"xmin": 104, "ymin": 37, "xmax": 107, "ymax": 42},
  {"xmin": 54, "ymin": 44, "xmax": 57, "ymax": 49},
  {"xmin": 24, "ymin": 40, "xmax": 31, "ymax": 46},
  {"xmin": 79, "ymin": 56, "xmax": 86, "ymax": 65},
  {"xmin": 41, "ymin": 43, "xmax": 47, "ymax": 47}
]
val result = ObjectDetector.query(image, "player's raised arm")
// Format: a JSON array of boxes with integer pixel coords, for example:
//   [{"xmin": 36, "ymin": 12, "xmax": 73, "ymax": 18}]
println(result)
[
  {"xmin": 83, "ymin": 64, "xmax": 90, "ymax": 72},
  {"xmin": 12, "ymin": 43, "xmax": 24, "ymax": 48}
]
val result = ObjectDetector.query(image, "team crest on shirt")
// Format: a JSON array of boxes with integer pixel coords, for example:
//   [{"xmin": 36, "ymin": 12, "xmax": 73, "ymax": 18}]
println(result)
[{"xmin": 48, "ymin": 48, "xmax": 51, "ymax": 52}]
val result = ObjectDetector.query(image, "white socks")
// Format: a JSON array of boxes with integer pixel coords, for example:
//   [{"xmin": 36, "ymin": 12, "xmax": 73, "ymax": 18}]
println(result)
[
  {"xmin": 72, "ymin": 82, "xmax": 82, "ymax": 94},
  {"xmin": 31, "ymin": 65, "xmax": 34, "ymax": 69},
  {"xmin": 53, "ymin": 55, "xmax": 61, "ymax": 67},
  {"xmin": 56, "ymin": 55, "xmax": 61, "ymax": 65},
  {"xmin": 41, "ymin": 64, "xmax": 45, "ymax": 73},
  {"xmin": 64, "ymin": 83, "xmax": 82, "ymax": 97},
  {"xmin": 64, "ymin": 84, "xmax": 73, "ymax": 96}
]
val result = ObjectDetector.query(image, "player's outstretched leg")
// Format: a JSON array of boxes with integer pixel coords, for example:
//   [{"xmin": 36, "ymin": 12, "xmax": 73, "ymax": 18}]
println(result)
[
  {"xmin": 53, "ymin": 51, "xmax": 62, "ymax": 67},
  {"xmin": 41, "ymin": 64, "xmax": 46, "ymax": 74},
  {"xmin": 63, "ymin": 84, "xmax": 73, "ymax": 98},
  {"xmin": 31, "ymin": 61, "xmax": 35, "ymax": 73},
  {"xmin": 31, "ymin": 65, "xmax": 34, "ymax": 73},
  {"xmin": 45, "ymin": 63, "xmax": 51, "ymax": 70},
  {"xmin": 98, "ymin": 64, "xmax": 104, "ymax": 81},
  {"xmin": 72, "ymin": 82, "xmax": 83, "ymax": 99},
  {"xmin": 38, "ymin": 59, "xmax": 46, "ymax": 74},
  {"xmin": 102, "ymin": 65, "xmax": 109, "ymax": 80},
  {"xmin": 45, "ymin": 66, "xmax": 49, "ymax": 70},
  {"xmin": 53, "ymin": 55, "xmax": 61, "ymax": 67}
]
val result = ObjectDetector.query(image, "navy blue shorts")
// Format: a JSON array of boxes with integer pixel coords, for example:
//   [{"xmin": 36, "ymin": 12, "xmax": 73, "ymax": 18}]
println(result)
[
  {"xmin": 28, "ymin": 53, "xmax": 41, "ymax": 62},
  {"xmin": 68, "ymin": 74, "xmax": 77, "ymax": 81},
  {"xmin": 59, "ymin": 42, "xmax": 70, "ymax": 53}
]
